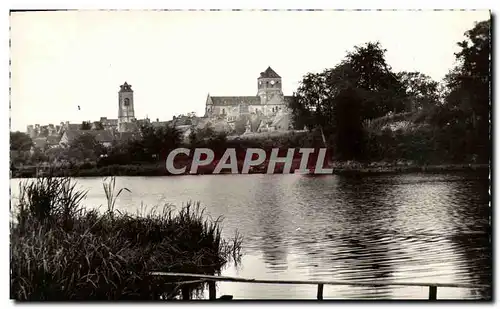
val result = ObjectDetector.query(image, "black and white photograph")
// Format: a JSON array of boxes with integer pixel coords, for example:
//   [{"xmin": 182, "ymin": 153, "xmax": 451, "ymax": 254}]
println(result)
[{"xmin": 8, "ymin": 7, "xmax": 492, "ymax": 302}]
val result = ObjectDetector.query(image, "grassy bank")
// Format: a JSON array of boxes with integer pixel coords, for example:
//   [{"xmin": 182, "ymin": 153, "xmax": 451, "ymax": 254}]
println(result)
[
  {"xmin": 10, "ymin": 176, "xmax": 242, "ymax": 301},
  {"xmin": 11, "ymin": 161, "xmax": 490, "ymax": 178}
]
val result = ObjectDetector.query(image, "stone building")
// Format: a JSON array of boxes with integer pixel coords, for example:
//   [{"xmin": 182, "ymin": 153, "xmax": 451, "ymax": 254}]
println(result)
[
  {"xmin": 117, "ymin": 82, "xmax": 138, "ymax": 133},
  {"xmin": 204, "ymin": 67, "xmax": 293, "ymax": 132},
  {"xmin": 97, "ymin": 117, "xmax": 119, "ymax": 131}
]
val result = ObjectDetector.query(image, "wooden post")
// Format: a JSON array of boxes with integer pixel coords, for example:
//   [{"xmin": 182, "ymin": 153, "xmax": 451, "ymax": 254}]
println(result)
[
  {"xmin": 182, "ymin": 286, "xmax": 191, "ymax": 300},
  {"xmin": 317, "ymin": 284, "xmax": 324, "ymax": 300},
  {"xmin": 428, "ymin": 286, "xmax": 437, "ymax": 300},
  {"xmin": 208, "ymin": 281, "xmax": 216, "ymax": 300}
]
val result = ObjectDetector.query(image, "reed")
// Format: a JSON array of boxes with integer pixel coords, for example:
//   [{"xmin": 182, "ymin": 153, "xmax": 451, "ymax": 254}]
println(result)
[
  {"xmin": 102, "ymin": 176, "xmax": 131, "ymax": 215},
  {"xmin": 10, "ymin": 174, "xmax": 242, "ymax": 301}
]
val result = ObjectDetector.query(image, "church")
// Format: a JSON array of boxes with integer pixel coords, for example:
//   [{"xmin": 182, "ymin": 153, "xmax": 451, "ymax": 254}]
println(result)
[
  {"xmin": 29, "ymin": 67, "xmax": 296, "ymax": 151},
  {"xmin": 204, "ymin": 67, "xmax": 293, "ymax": 132}
]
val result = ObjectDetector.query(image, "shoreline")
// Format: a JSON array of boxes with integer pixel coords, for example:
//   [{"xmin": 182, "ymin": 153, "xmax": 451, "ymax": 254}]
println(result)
[{"xmin": 10, "ymin": 162, "xmax": 489, "ymax": 179}]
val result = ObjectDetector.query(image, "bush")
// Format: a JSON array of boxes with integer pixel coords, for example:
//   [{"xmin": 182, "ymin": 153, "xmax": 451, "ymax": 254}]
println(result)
[{"xmin": 10, "ymin": 175, "xmax": 242, "ymax": 301}]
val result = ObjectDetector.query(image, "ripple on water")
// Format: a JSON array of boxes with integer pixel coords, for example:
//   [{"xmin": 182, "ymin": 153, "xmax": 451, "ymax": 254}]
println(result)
[{"xmin": 10, "ymin": 172, "xmax": 491, "ymax": 300}]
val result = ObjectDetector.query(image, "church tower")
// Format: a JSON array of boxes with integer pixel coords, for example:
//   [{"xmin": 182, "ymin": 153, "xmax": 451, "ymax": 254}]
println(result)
[
  {"xmin": 118, "ymin": 82, "xmax": 136, "ymax": 132},
  {"xmin": 257, "ymin": 66, "xmax": 283, "ymax": 104}
]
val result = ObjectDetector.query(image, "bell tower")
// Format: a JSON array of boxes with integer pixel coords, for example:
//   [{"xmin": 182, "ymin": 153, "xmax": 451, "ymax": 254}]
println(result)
[
  {"xmin": 118, "ymin": 82, "xmax": 136, "ymax": 131},
  {"xmin": 257, "ymin": 66, "xmax": 283, "ymax": 104}
]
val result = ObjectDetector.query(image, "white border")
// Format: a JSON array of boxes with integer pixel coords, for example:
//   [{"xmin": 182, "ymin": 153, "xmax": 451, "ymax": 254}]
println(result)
[{"xmin": 2, "ymin": 1, "xmax": 497, "ymax": 308}]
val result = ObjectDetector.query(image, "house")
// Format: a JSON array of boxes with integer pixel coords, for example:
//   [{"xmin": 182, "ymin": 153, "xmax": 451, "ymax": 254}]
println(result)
[
  {"xmin": 30, "ymin": 135, "xmax": 62, "ymax": 153},
  {"xmin": 98, "ymin": 117, "xmax": 119, "ymax": 131},
  {"xmin": 151, "ymin": 121, "xmax": 170, "ymax": 129},
  {"xmin": 32, "ymin": 137, "xmax": 48, "ymax": 150},
  {"xmin": 60, "ymin": 130, "xmax": 116, "ymax": 148}
]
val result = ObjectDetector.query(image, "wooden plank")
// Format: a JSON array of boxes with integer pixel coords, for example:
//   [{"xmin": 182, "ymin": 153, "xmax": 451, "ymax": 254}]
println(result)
[
  {"xmin": 429, "ymin": 286, "xmax": 437, "ymax": 300},
  {"xmin": 182, "ymin": 286, "xmax": 190, "ymax": 300},
  {"xmin": 208, "ymin": 281, "xmax": 216, "ymax": 300},
  {"xmin": 317, "ymin": 284, "xmax": 324, "ymax": 300},
  {"xmin": 149, "ymin": 272, "xmax": 489, "ymax": 289}
]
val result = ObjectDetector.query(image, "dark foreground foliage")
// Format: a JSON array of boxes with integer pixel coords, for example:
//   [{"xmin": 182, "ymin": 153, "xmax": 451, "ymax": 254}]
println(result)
[{"xmin": 10, "ymin": 175, "xmax": 242, "ymax": 301}]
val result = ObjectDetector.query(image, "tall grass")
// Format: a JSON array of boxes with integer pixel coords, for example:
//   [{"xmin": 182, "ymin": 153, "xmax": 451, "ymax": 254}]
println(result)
[
  {"xmin": 10, "ymin": 174, "xmax": 242, "ymax": 301},
  {"xmin": 102, "ymin": 176, "xmax": 130, "ymax": 214}
]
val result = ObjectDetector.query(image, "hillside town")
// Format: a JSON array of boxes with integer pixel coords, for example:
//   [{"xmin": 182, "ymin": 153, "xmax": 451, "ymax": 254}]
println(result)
[{"xmin": 20, "ymin": 67, "xmax": 295, "ymax": 155}]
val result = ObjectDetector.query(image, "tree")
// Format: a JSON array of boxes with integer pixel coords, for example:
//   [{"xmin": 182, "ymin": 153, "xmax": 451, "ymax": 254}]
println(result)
[
  {"xmin": 343, "ymin": 42, "xmax": 407, "ymax": 118},
  {"xmin": 67, "ymin": 133, "xmax": 105, "ymax": 162},
  {"xmin": 331, "ymin": 86, "xmax": 365, "ymax": 160},
  {"xmin": 234, "ymin": 115, "xmax": 250, "ymax": 135},
  {"xmin": 139, "ymin": 123, "xmax": 182, "ymax": 160},
  {"xmin": 397, "ymin": 71, "xmax": 440, "ymax": 111},
  {"xmin": 290, "ymin": 42, "xmax": 407, "ymax": 146},
  {"xmin": 443, "ymin": 19, "xmax": 491, "ymax": 162},
  {"xmin": 289, "ymin": 71, "xmax": 334, "ymax": 136},
  {"xmin": 80, "ymin": 121, "xmax": 91, "ymax": 130},
  {"xmin": 188, "ymin": 126, "xmax": 216, "ymax": 145},
  {"xmin": 446, "ymin": 19, "xmax": 490, "ymax": 125},
  {"xmin": 30, "ymin": 147, "xmax": 48, "ymax": 163},
  {"xmin": 10, "ymin": 132, "xmax": 33, "ymax": 151}
]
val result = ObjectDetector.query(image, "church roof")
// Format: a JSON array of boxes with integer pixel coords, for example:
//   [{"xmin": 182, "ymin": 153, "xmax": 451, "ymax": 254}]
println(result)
[
  {"xmin": 209, "ymin": 96, "xmax": 261, "ymax": 106},
  {"xmin": 259, "ymin": 67, "xmax": 281, "ymax": 79}
]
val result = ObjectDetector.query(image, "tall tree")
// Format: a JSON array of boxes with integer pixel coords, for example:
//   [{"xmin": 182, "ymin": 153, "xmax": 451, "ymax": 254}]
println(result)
[
  {"xmin": 445, "ymin": 19, "xmax": 490, "ymax": 126},
  {"xmin": 290, "ymin": 41, "xmax": 407, "ymax": 158},
  {"xmin": 444, "ymin": 19, "xmax": 491, "ymax": 162},
  {"xmin": 331, "ymin": 86, "xmax": 365, "ymax": 160},
  {"xmin": 289, "ymin": 71, "xmax": 334, "ymax": 136},
  {"xmin": 67, "ymin": 134, "xmax": 105, "ymax": 162},
  {"xmin": 139, "ymin": 123, "xmax": 182, "ymax": 160},
  {"xmin": 397, "ymin": 71, "xmax": 440, "ymax": 111},
  {"xmin": 234, "ymin": 115, "xmax": 250, "ymax": 135},
  {"xmin": 343, "ymin": 41, "xmax": 407, "ymax": 118}
]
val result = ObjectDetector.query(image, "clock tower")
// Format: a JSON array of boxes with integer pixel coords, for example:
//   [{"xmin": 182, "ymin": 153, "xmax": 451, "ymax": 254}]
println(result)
[
  {"xmin": 118, "ymin": 82, "xmax": 136, "ymax": 132},
  {"xmin": 257, "ymin": 66, "xmax": 283, "ymax": 104}
]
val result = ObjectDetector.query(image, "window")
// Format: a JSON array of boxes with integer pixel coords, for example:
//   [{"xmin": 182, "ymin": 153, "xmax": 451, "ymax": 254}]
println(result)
[{"xmin": 124, "ymin": 98, "xmax": 130, "ymax": 106}]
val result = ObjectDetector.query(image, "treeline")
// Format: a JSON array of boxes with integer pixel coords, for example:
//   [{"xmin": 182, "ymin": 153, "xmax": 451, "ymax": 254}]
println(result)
[
  {"xmin": 289, "ymin": 19, "xmax": 490, "ymax": 164},
  {"xmin": 11, "ymin": 19, "xmax": 490, "ymax": 170},
  {"xmin": 99, "ymin": 126, "xmax": 324, "ymax": 166}
]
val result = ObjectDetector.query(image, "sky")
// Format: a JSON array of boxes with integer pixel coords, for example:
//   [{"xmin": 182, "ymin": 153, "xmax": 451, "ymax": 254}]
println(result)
[{"xmin": 10, "ymin": 10, "xmax": 490, "ymax": 132}]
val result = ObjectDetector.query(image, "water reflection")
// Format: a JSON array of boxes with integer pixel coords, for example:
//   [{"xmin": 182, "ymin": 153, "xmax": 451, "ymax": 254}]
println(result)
[
  {"xmin": 255, "ymin": 178, "xmax": 288, "ymax": 271},
  {"xmin": 450, "ymin": 233, "xmax": 491, "ymax": 300},
  {"xmin": 447, "ymin": 175, "xmax": 491, "ymax": 300},
  {"xmin": 9, "ymin": 172, "xmax": 491, "ymax": 299},
  {"xmin": 332, "ymin": 176, "xmax": 395, "ymax": 298}
]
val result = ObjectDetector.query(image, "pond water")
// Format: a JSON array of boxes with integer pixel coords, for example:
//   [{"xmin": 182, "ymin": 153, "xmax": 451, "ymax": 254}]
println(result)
[{"xmin": 10, "ymin": 172, "xmax": 491, "ymax": 300}]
